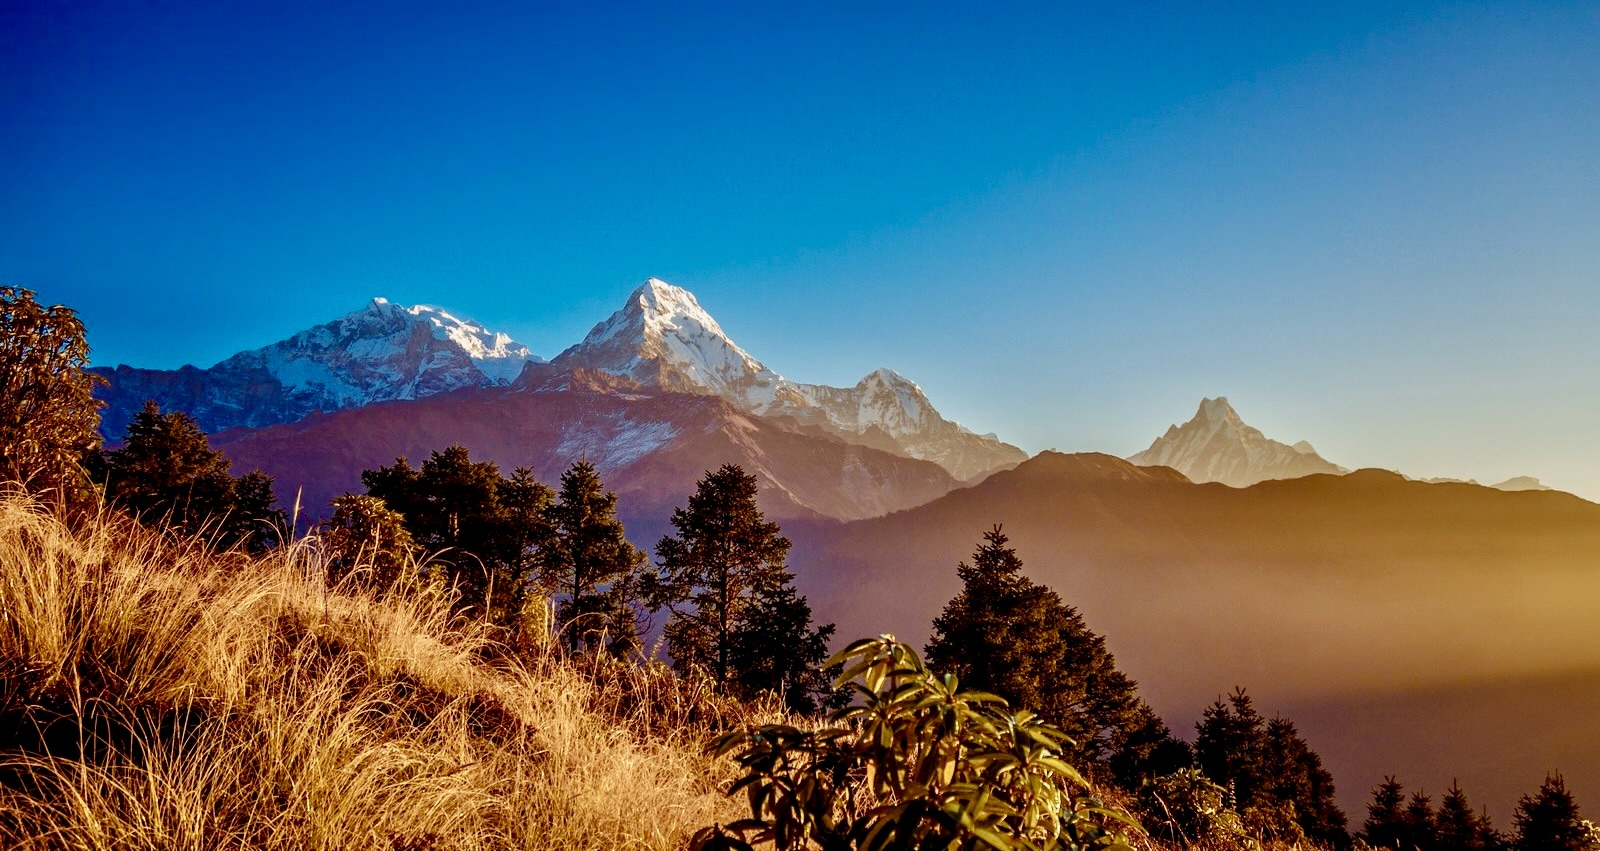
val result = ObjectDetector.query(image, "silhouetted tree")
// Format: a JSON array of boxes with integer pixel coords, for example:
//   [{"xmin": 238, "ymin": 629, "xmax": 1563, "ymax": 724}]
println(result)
[
  {"xmin": 1362, "ymin": 777, "xmax": 1411, "ymax": 850},
  {"xmin": 926, "ymin": 525, "xmax": 1184, "ymax": 781},
  {"xmin": 726, "ymin": 582, "xmax": 843, "ymax": 715},
  {"xmin": 1437, "ymin": 781, "xmax": 1502, "ymax": 851},
  {"xmin": 1514, "ymin": 774, "xmax": 1590, "ymax": 851},
  {"xmin": 542, "ymin": 459, "xmax": 645, "ymax": 654},
  {"xmin": 362, "ymin": 446, "xmax": 555, "ymax": 623},
  {"xmin": 104, "ymin": 401, "xmax": 283, "ymax": 550},
  {"xmin": 1405, "ymin": 790, "xmax": 1438, "ymax": 851},
  {"xmin": 0, "ymin": 286, "xmax": 104, "ymax": 506},
  {"xmin": 650, "ymin": 464, "xmax": 795, "ymax": 689},
  {"xmin": 1195, "ymin": 687, "xmax": 1348, "ymax": 846},
  {"xmin": 321, "ymin": 494, "xmax": 417, "ymax": 592}
]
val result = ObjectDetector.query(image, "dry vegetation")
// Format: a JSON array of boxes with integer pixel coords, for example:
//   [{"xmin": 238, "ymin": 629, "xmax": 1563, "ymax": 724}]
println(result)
[{"xmin": 0, "ymin": 490, "xmax": 763, "ymax": 850}]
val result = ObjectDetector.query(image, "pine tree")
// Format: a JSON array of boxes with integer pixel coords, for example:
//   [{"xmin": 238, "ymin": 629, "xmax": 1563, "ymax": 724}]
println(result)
[
  {"xmin": 1436, "ymin": 782, "xmax": 1498, "ymax": 851},
  {"xmin": 104, "ymin": 401, "xmax": 281, "ymax": 550},
  {"xmin": 542, "ymin": 459, "xmax": 645, "ymax": 654},
  {"xmin": 925, "ymin": 525, "xmax": 1182, "ymax": 778},
  {"xmin": 726, "ymin": 582, "xmax": 842, "ymax": 715},
  {"xmin": 1362, "ymin": 777, "xmax": 1411, "ymax": 850},
  {"xmin": 0, "ymin": 286, "xmax": 104, "ymax": 506},
  {"xmin": 651, "ymin": 464, "xmax": 794, "ymax": 690},
  {"xmin": 1405, "ymin": 790, "xmax": 1438, "ymax": 851},
  {"xmin": 1195, "ymin": 688, "xmax": 1348, "ymax": 846},
  {"xmin": 362, "ymin": 447, "xmax": 555, "ymax": 624},
  {"xmin": 1514, "ymin": 774, "xmax": 1590, "ymax": 851}
]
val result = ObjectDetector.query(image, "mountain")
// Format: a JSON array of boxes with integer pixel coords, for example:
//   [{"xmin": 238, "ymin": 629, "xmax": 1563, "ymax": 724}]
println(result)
[
  {"xmin": 785, "ymin": 451, "xmax": 1600, "ymax": 820},
  {"xmin": 211, "ymin": 381, "xmax": 961, "ymax": 532},
  {"xmin": 1489, "ymin": 475, "xmax": 1553, "ymax": 492},
  {"xmin": 553, "ymin": 279, "xmax": 1026, "ymax": 481},
  {"xmin": 92, "ymin": 298, "xmax": 542, "ymax": 437},
  {"xmin": 1128, "ymin": 396, "xmax": 1346, "ymax": 487}
]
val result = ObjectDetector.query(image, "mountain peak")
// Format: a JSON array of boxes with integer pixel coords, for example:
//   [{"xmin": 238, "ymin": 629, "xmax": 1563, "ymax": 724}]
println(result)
[{"xmin": 1129, "ymin": 397, "xmax": 1345, "ymax": 487}]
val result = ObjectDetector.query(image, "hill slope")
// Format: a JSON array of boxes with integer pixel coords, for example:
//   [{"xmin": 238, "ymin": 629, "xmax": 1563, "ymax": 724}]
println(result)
[{"xmin": 787, "ymin": 451, "xmax": 1600, "ymax": 817}]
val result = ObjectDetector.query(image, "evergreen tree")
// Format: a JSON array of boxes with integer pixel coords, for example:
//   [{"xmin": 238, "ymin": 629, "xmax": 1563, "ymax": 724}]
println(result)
[
  {"xmin": 542, "ymin": 459, "xmax": 645, "ymax": 654},
  {"xmin": 1405, "ymin": 790, "xmax": 1438, "ymax": 851},
  {"xmin": 1362, "ymin": 777, "xmax": 1411, "ymax": 850},
  {"xmin": 925, "ymin": 525, "xmax": 1183, "ymax": 779},
  {"xmin": 1436, "ymin": 782, "xmax": 1499, "ymax": 851},
  {"xmin": 362, "ymin": 446, "xmax": 555, "ymax": 623},
  {"xmin": 650, "ymin": 464, "xmax": 795, "ymax": 690},
  {"xmin": 104, "ymin": 401, "xmax": 282, "ymax": 550},
  {"xmin": 0, "ymin": 286, "xmax": 104, "ymax": 506},
  {"xmin": 1194, "ymin": 688, "xmax": 1348, "ymax": 846},
  {"xmin": 1514, "ymin": 774, "xmax": 1590, "ymax": 851},
  {"xmin": 321, "ymin": 494, "xmax": 417, "ymax": 592},
  {"xmin": 726, "ymin": 582, "xmax": 842, "ymax": 715}
]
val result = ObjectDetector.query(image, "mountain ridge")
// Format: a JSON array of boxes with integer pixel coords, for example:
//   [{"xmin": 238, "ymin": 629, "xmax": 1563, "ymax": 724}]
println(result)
[{"xmin": 1128, "ymin": 396, "xmax": 1347, "ymax": 487}]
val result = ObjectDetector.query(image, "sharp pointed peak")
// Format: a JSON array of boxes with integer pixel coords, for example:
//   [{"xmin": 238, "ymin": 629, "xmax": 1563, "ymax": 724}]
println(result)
[{"xmin": 1196, "ymin": 396, "xmax": 1241, "ymax": 422}]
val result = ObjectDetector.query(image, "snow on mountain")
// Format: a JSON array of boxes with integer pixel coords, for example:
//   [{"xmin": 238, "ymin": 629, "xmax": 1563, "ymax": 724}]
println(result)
[
  {"xmin": 1128, "ymin": 397, "xmax": 1347, "ymax": 487},
  {"xmin": 1489, "ymin": 476, "xmax": 1553, "ymax": 492},
  {"xmin": 93, "ymin": 298, "xmax": 543, "ymax": 437},
  {"xmin": 554, "ymin": 279, "xmax": 1026, "ymax": 481}
]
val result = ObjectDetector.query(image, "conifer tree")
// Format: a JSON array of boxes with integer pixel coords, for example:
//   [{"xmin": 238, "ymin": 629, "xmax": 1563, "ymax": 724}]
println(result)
[
  {"xmin": 362, "ymin": 447, "xmax": 555, "ymax": 624},
  {"xmin": 650, "ymin": 464, "xmax": 826, "ymax": 696},
  {"xmin": 0, "ymin": 286, "xmax": 104, "ymax": 506},
  {"xmin": 1514, "ymin": 774, "xmax": 1591, "ymax": 851},
  {"xmin": 1436, "ymin": 782, "xmax": 1500, "ymax": 851},
  {"xmin": 1362, "ymin": 777, "xmax": 1411, "ymax": 850},
  {"xmin": 104, "ymin": 401, "xmax": 282, "ymax": 550},
  {"xmin": 1406, "ymin": 790, "xmax": 1438, "ymax": 851},
  {"xmin": 726, "ymin": 582, "xmax": 842, "ymax": 715},
  {"xmin": 1195, "ymin": 688, "xmax": 1348, "ymax": 846},
  {"xmin": 927, "ymin": 525, "xmax": 1183, "ymax": 778},
  {"xmin": 542, "ymin": 459, "xmax": 645, "ymax": 654}
]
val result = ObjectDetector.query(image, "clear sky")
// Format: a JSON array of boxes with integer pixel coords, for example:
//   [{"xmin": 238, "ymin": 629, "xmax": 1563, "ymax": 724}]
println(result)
[{"xmin": 4, "ymin": 1, "xmax": 1598, "ymax": 498}]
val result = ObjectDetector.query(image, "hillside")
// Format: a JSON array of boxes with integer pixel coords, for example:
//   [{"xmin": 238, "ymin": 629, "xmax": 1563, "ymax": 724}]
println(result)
[
  {"xmin": 787, "ymin": 451, "xmax": 1600, "ymax": 817},
  {"xmin": 0, "ymin": 491, "xmax": 744, "ymax": 849}
]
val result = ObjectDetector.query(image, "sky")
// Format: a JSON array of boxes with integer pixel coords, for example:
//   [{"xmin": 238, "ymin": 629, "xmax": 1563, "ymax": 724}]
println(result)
[{"xmin": 3, "ymin": 1, "xmax": 1598, "ymax": 497}]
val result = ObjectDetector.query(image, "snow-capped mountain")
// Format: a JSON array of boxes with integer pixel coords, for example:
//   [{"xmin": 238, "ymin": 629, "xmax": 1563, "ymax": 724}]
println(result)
[
  {"xmin": 552, "ymin": 279, "xmax": 1026, "ymax": 481},
  {"xmin": 1128, "ymin": 397, "xmax": 1346, "ymax": 487},
  {"xmin": 93, "ymin": 298, "xmax": 543, "ymax": 437}
]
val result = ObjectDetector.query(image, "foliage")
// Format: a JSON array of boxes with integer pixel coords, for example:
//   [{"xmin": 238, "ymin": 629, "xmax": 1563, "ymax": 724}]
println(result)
[
  {"xmin": 1436, "ymin": 782, "xmax": 1503, "ymax": 851},
  {"xmin": 1135, "ymin": 768, "xmax": 1248, "ymax": 848},
  {"xmin": 103, "ymin": 400, "xmax": 284, "ymax": 551},
  {"xmin": 540, "ymin": 458, "xmax": 647, "ymax": 655},
  {"xmin": 1514, "ymin": 774, "xmax": 1594, "ymax": 851},
  {"xmin": 1193, "ymin": 688, "xmax": 1348, "ymax": 846},
  {"xmin": 362, "ymin": 446, "xmax": 555, "ymax": 626},
  {"xmin": 320, "ymin": 493, "xmax": 418, "ymax": 592},
  {"xmin": 651, "ymin": 464, "xmax": 838, "ymax": 712},
  {"xmin": 925, "ymin": 525, "xmax": 1187, "ymax": 783},
  {"xmin": 691, "ymin": 635, "xmax": 1138, "ymax": 851},
  {"xmin": 0, "ymin": 286, "xmax": 104, "ymax": 505},
  {"xmin": 1361, "ymin": 777, "xmax": 1409, "ymax": 850}
]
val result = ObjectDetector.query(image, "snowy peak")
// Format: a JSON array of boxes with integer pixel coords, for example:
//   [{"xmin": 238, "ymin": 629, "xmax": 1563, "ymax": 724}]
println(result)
[
  {"xmin": 1129, "ymin": 397, "xmax": 1346, "ymax": 488},
  {"xmin": 554, "ymin": 279, "xmax": 1024, "ymax": 481},
  {"xmin": 555, "ymin": 278, "xmax": 777, "ymax": 398}
]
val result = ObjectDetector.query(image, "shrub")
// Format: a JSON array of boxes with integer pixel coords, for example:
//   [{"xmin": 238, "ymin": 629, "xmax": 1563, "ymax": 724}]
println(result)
[{"xmin": 691, "ymin": 635, "xmax": 1137, "ymax": 851}]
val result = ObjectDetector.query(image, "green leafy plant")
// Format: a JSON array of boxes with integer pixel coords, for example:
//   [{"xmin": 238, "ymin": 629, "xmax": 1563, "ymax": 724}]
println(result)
[{"xmin": 692, "ymin": 635, "xmax": 1138, "ymax": 851}]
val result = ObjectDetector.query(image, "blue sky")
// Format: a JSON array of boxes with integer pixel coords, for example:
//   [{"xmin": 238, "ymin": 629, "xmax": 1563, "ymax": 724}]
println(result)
[{"xmin": 4, "ymin": 1, "xmax": 1598, "ymax": 496}]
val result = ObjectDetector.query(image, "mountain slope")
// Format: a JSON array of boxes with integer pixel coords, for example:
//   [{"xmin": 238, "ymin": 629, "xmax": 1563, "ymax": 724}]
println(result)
[
  {"xmin": 1128, "ymin": 397, "xmax": 1345, "ymax": 486},
  {"xmin": 210, "ymin": 382, "xmax": 960, "ymax": 531},
  {"xmin": 92, "ymin": 298, "xmax": 543, "ymax": 437},
  {"xmin": 785, "ymin": 451, "xmax": 1600, "ymax": 819},
  {"xmin": 554, "ymin": 279, "xmax": 1026, "ymax": 481}
]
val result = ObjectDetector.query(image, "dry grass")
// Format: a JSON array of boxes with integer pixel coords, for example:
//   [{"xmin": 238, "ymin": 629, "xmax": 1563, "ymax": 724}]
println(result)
[{"xmin": 0, "ymin": 491, "xmax": 753, "ymax": 850}]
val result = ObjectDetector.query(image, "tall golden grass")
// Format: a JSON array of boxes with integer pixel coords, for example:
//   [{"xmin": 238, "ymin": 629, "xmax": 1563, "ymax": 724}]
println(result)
[{"xmin": 0, "ymin": 490, "xmax": 752, "ymax": 850}]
